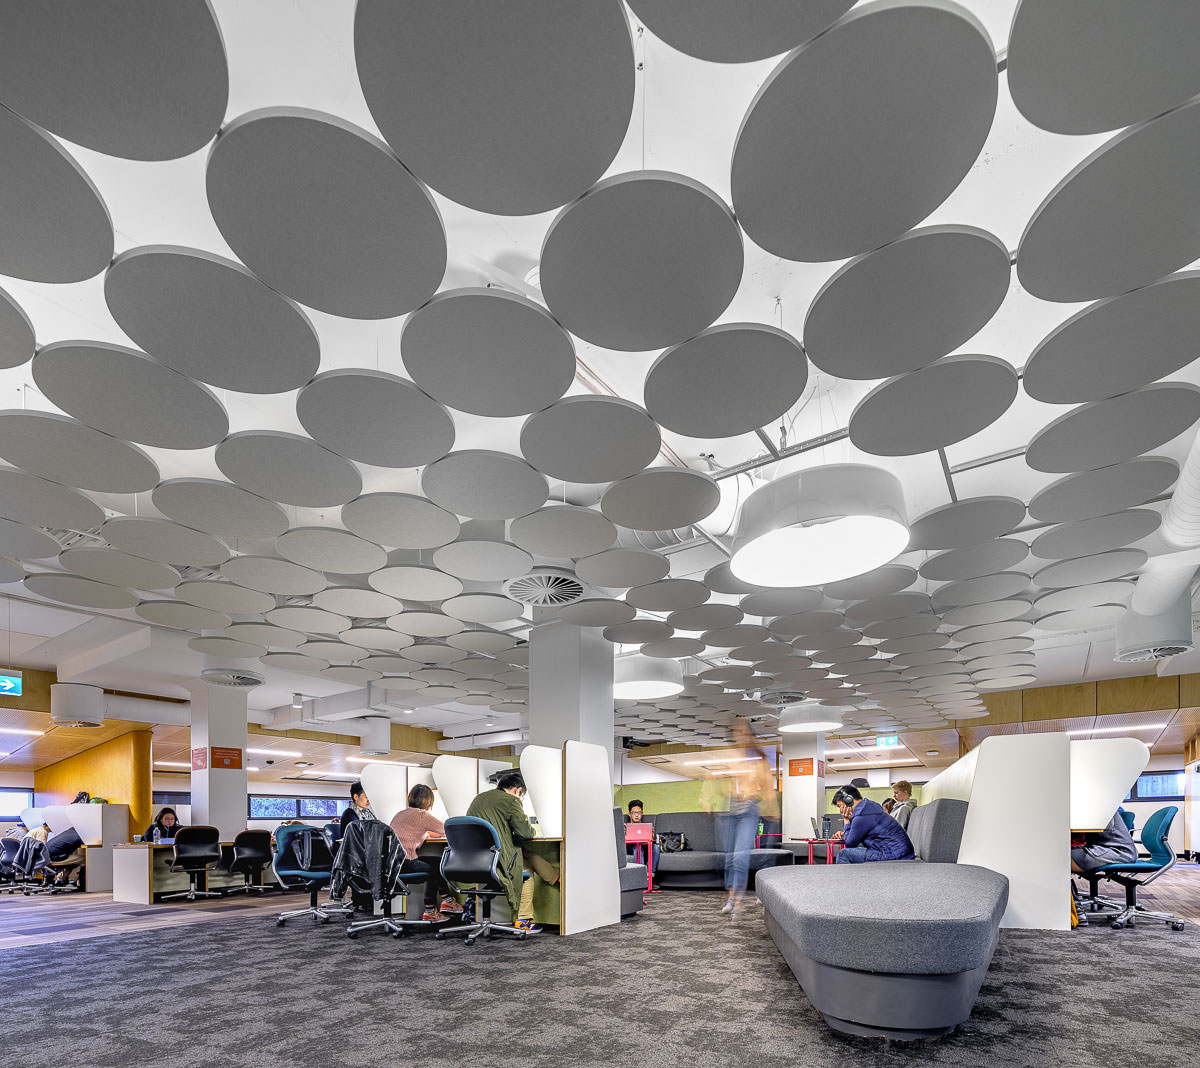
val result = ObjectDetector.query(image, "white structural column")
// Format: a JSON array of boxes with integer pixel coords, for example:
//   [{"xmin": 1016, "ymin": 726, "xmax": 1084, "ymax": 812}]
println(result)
[
  {"xmin": 781, "ymin": 732, "xmax": 826, "ymax": 841},
  {"xmin": 187, "ymin": 682, "xmax": 248, "ymax": 839},
  {"xmin": 528, "ymin": 620, "xmax": 615, "ymax": 773}
]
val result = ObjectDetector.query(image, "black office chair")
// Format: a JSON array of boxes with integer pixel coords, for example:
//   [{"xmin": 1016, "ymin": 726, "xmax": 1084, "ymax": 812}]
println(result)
[
  {"xmin": 223, "ymin": 829, "xmax": 273, "ymax": 895},
  {"xmin": 1, "ymin": 837, "xmax": 21, "ymax": 890},
  {"xmin": 434, "ymin": 816, "xmax": 527, "ymax": 945},
  {"xmin": 9, "ymin": 837, "xmax": 52, "ymax": 895},
  {"xmin": 162, "ymin": 825, "xmax": 223, "ymax": 901}
]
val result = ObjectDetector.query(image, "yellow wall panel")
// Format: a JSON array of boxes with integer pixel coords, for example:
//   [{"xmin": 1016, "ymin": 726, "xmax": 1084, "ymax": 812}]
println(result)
[
  {"xmin": 1022, "ymin": 682, "xmax": 1096, "ymax": 722},
  {"xmin": 1097, "ymin": 675, "xmax": 1180, "ymax": 717},
  {"xmin": 33, "ymin": 730, "xmax": 152, "ymax": 838}
]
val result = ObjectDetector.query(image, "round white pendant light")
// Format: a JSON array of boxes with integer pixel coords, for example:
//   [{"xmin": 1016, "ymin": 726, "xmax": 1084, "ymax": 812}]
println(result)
[
  {"xmin": 778, "ymin": 702, "xmax": 844, "ymax": 733},
  {"xmin": 730, "ymin": 464, "xmax": 909, "ymax": 587},
  {"xmin": 613, "ymin": 655, "xmax": 684, "ymax": 700}
]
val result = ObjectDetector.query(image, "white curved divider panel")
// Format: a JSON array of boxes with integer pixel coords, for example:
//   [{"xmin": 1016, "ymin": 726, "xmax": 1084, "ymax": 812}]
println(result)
[
  {"xmin": 1070, "ymin": 738, "xmax": 1149, "ymax": 831},
  {"xmin": 521, "ymin": 745, "xmax": 563, "ymax": 838},
  {"xmin": 478, "ymin": 758, "xmax": 512, "ymax": 793},
  {"xmin": 563, "ymin": 740, "xmax": 620, "ymax": 935},
  {"xmin": 920, "ymin": 746, "xmax": 980, "ymax": 804},
  {"xmin": 432, "ymin": 754, "xmax": 479, "ymax": 817},
  {"xmin": 408, "ymin": 767, "xmax": 448, "ymax": 822},
  {"xmin": 359, "ymin": 763, "xmax": 410, "ymax": 826},
  {"xmin": 21, "ymin": 806, "xmax": 44, "ymax": 829},
  {"xmin": 43, "ymin": 805, "xmax": 76, "ymax": 836}
]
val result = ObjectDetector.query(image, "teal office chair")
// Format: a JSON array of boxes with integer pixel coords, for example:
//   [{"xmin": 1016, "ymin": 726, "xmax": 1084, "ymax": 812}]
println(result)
[
  {"xmin": 273, "ymin": 824, "xmax": 353, "ymax": 926},
  {"xmin": 1086, "ymin": 806, "xmax": 1185, "ymax": 931},
  {"xmin": 434, "ymin": 816, "xmax": 528, "ymax": 944}
]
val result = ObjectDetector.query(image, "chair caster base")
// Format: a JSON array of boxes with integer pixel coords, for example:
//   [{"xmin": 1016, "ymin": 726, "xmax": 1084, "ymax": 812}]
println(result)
[{"xmin": 1171, "ymin": 921, "xmax": 1185, "ymax": 931}]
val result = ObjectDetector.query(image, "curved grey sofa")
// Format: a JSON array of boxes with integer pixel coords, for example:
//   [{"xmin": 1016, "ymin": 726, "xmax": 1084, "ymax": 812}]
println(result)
[
  {"xmin": 649, "ymin": 810, "xmax": 793, "ymax": 889},
  {"xmin": 755, "ymin": 799, "xmax": 1008, "ymax": 1040}
]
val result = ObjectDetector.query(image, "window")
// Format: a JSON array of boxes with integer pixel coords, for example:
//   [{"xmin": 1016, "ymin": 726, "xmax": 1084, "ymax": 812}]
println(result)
[
  {"xmin": 152, "ymin": 791, "xmax": 190, "ymax": 806},
  {"xmin": 299, "ymin": 798, "xmax": 341, "ymax": 819},
  {"xmin": 0, "ymin": 789, "xmax": 32, "ymax": 822},
  {"xmin": 1126, "ymin": 771, "xmax": 1185, "ymax": 802},
  {"xmin": 247, "ymin": 795, "xmax": 345, "ymax": 819},
  {"xmin": 248, "ymin": 796, "xmax": 298, "ymax": 819}
]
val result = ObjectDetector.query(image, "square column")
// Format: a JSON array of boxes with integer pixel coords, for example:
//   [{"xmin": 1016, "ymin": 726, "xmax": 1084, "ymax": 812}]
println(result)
[
  {"xmin": 528, "ymin": 620, "xmax": 615, "ymax": 773},
  {"xmin": 187, "ymin": 682, "xmax": 248, "ymax": 839},
  {"xmin": 781, "ymin": 733, "xmax": 826, "ymax": 841}
]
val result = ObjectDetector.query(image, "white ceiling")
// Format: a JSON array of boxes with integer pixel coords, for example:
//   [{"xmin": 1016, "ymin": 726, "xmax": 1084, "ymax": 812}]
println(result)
[{"xmin": 2, "ymin": 1, "xmax": 1200, "ymax": 750}]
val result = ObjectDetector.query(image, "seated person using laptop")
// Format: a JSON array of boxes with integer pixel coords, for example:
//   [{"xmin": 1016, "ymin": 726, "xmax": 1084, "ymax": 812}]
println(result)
[
  {"xmin": 830, "ymin": 786, "xmax": 914, "ymax": 863},
  {"xmin": 145, "ymin": 807, "xmax": 182, "ymax": 841},
  {"xmin": 625, "ymin": 799, "xmax": 660, "ymax": 872}
]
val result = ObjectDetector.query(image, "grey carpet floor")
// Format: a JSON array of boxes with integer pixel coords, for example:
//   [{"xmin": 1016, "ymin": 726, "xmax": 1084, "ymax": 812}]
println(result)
[{"xmin": 4, "ymin": 890, "xmax": 1197, "ymax": 1068}]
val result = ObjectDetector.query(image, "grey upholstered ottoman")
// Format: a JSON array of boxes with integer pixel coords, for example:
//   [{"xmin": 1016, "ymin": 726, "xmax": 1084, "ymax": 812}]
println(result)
[{"xmin": 756, "ymin": 862, "xmax": 1008, "ymax": 1039}]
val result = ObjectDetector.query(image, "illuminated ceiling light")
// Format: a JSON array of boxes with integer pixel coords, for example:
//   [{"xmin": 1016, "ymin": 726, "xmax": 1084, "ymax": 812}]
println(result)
[
  {"xmin": 730, "ymin": 463, "xmax": 908, "ymax": 587},
  {"xmin": 247, "ymin": 765, "xmax": 260, "ymax": 772},
  {"xmin": 154, "ymin": 760, "xmax": 191, "ymax": 768},
  {"xmin": 1066, "ymin": 723, "xmax": 1167, "ymax": 735},
  {"xmin": 294, "ymin": 760, "xmax": 314, "ymax": 768},
  {"xmin": 346, "ymin": 756, "xmax": 418, "ymax": 766},
  {"xmin": 247, "ymin": 747, "xmax": 303, "ymax": 757},
  {"xmin": 301, "ymin": 770, "xmax": 359, "ymax": 779},
  {"xmin": 778, "ymin": 703, "xmax": 844, "ymax": 733},
  {"xmin": 831, "ymin": 757, "xmax": 921, "ymax": 768},
  {"xmin": 613, "ymin": 655, "xmax": 684, "ymax": 700},
  {"xmin": 0, "ymin": 727, "xmax": 45, "ymax": 736}
]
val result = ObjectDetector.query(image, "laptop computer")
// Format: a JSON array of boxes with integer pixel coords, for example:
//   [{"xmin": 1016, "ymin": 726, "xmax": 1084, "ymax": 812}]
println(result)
[
  {"xmin": 625, "ymin": 822, "xmax": 654, "ymax": 843},
  {"xmin": 810, "ymin": 817, "xmax": 821, "ymax": 838}
]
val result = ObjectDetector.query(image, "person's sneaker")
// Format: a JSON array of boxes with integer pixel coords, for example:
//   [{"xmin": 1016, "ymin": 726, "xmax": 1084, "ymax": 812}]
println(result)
[
  {"xmin": 422, "ymin": 910, "xmax": 442, "ymax": 922},
  {"xmin": 720, "ymin": 899, "xmax": 736, "ymax": 914},
  {"xmin": 730, "ymin": 905, "xmax": 743, "ymax": 921},
  {"xmin": 439, "ymin": 897, "xmax": 464, "ymax": 914},
  {"xmin": 513, "ymin": 918, "xmax": 543, "ymax": 934}
]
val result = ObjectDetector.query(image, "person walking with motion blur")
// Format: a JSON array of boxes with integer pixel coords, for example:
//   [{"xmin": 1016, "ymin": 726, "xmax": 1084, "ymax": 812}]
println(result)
[{"xmin": 716, "ymin": 719, "xmax": 777, "ymax": 920}]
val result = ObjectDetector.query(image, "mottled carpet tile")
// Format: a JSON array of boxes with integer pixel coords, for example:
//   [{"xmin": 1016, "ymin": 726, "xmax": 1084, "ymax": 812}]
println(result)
[{"xmin": 4, "ymin": 891, "xmax": 1197, "ymax": 1068}]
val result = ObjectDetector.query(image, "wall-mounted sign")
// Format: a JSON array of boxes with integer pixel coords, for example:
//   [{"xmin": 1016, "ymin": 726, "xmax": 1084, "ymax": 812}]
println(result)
[
  {"xmin": 789, "ymin": 758, "xmax": 813, "ymax": 776},
  {"xmin": 210, "ymin": 746, "xmax": 243, "ymax": 770},
  {"xmin": 876, "ymin": 735, "xmax": 900, "ymax": 749},
  {"xmin": 190, "ymin": 746, "xmax": 208, "ymax": 771},
  {"xmin": 0, "ymin": 670, "xmax": 23, "ymax": 696}
]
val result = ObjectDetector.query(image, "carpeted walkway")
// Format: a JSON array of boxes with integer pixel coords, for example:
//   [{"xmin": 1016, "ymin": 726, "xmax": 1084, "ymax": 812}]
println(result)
[{"xmin": 5, "ymin": 891, "xmax": 1197, "ymax": 1068}]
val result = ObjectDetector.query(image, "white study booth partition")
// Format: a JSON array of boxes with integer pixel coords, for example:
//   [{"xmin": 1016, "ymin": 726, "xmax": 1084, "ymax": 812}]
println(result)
[
  {"xmin": 562, "ymin": 740, "xmax": 620, "ymax": 936},
  {"xmin": 923, "ymin": 733, "xmax": 1071, "ymax": 930},
  {"xmin": 432, "ymin": 754, "xmax": 483, "ymax": 817},
  {"xmin": 408, "ymin": 767, "xmax": 448, "ymax": 822},
  {"xmin": 1069, "ymin": 738, "xmax": 1150, "ymax": 831},
  {"xmin": 359, "ymin": 762, "xmax": 411, "ymax": 826},
  {"xmin": 520, "ymin": 745, "xmax": 563, "ymax": 838},
  {"xmin": 38, "ymin": 803, "xmax": 130, "ymax": 892}
]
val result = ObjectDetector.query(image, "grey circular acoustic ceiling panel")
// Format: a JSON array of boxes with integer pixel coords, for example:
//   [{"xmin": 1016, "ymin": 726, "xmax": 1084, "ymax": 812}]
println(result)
[
  {"xmin": 102, "ymin": 517, "xmax": 229, "ymax": 568},
  {"xmin": 432, "ymin": 539, "xmax": 533, "ymax": 583},
  {"xmin": 558, "ymin": 598, "xmax": 636, "ymax": 628},
  {"xmin": 0, "ymin": 98, "xmax": 113, "ymax": 282},
  {"xmin": 976, "ymin": 675, "xmax": 1037, "ymax": 691},
  {"xmin": 136, "ymin": 601, "xmax": 231, "ymax": 632},
  {"xmin": 1036, "ymin": 605, "xmax": 1126, "ymax": 633},
  {"xmin": 909, "ymin": 497, "xmax": 1026, "ymax": 551},
  {"xmin": 1023, "ymin": 273, "xmax": 1200, "ymax": 404},
  {"xmin": 920, "ymin": 539, "xmax": 1029, "ymax": 582},
  {"xmin": 1032, "ymin": 549, "xmax": 1148, "ymax": 590},
  {"xmin": 1034, "ymin": 582, "xmax": 1133, "ymax": 615},
  {"xmin": 0, "ymin": 519, "xmax": 60, "ymax": 560},
  {"xmin": 447, "ymin": 630, "xmax": 517, "ymax": 654},
  {"xmin": 216, "ymin": 431, "xmax": 361, "ymax": 508},
  {"xmin": 771, "ymin": 610, "xmax": 844, "ymax": 637},
  {"xmin": 267, "ymin": 605, "xmax": 351, "ymax": 635},
  {"xmin": 626, "ymin": 579, "xmax": 710, "ymax": 613},
  {"xmin": 341, "ymin": 493, "xmax": 459, "ymax": 551},
  {"xmin": 739, "ymin": 588, "xmax": 823, "ymax": 618},
  {"xmin": 625, "ymin": 0, "xmax": 852, "ymax": 62},
  {"xmin": 104, "ymin": 246, "xmax": 320, "ymax": 394},
  {"xmin": 298, "ymin": 640, "xmax": 367, "ymax": 663},
  {"xmin": 731, "ymin": 0, "xmax": 996, "ymax": 261},
  {"xmin": 0, "ymin": 0, "xmax": 226, "ymax": 160},
  {"xmin": 703, "ymin": 562, "xmax": 769, "ymax": 596},
  {"xmin": 225, "ymin": 623, "xmax": 306, "ymax": 650},
  {"xmin": 931, "ymin": 573, "xmax": 1030, "ymax": 610},
  {"xmin": 823, "ymin": 564, "xmax": 917, "ymax": 602},
  {"xmin": 1027, "ymin": 459, "xmax": 1179, "ymax": 524},
  {"xmin": 845, "ymin": 592, "xmax": 932, "ymax": 623},
  {"xmin": 0, "ymin": 467, "xmax": 103, "ymax": 531},
  {"xmin": 341, "ymin": 628, "xmax": 413, "ymax": 653},
  {"xmin": 1007, "ymin": 0, "xmax": 1200, "ymax": 135},
  {"xmin": 940, "ymin": 600, "xmax": 1031, "ymax": 629},
  {"xmin": 298, "ymin": 370, "xmax": 455, "ymax": 470},
  {"xmin": 443, "ymin": 593, "xmax": 523, "ymax": 625},
  {"xmin": 25, "ymin": 572, "xmax": 136, "ymax": 609},
  {"xmin": 804, "ymin": 226, "xmax": 1010, "ymax": 379},
  {"xmin": 849, "ymin": 355, "xmax": 1018, "ymax": 457},
  {"xmin": 313, "ymin": 587, "xmax": 402, "ymax": 620},
  {"xmin": 643, "ymin": 324, "xmax": 808, "ymax": 439},
  {"xmin": 950, "ymin": 620, "xmax": 1032, "ymax": 645},
  {"xmin": 509, "ymin": 505, "xmax": 617, "ymax": 560},
  {"xmin": 260, "ymin": 652, "xmax": 329, "ymax": 674},
  {"xmin": 605, "ymin": 620, "xmax": 674, "ymax": 645},
  {"xmin": 422, "ymin": 451, "xmax": 548, "ymax": 521},
  {"xmin": 521, "ymin": 396, "xmax": 661, "ymax": 484},
  {"xmin": 958, "ymin": 637, "xmax": 1033, "ymax": 660},
  {"xmin": 539, "ymin": 171, "xmax": 743, "ymax": 351},
  {"xmin": 59, "ymin": 547, "xmax": 179, "ymax": 591},
  {"xmin": 31, "ymin": 341, "xmax": 227, "ymax": 449},
  {"xmin": 0, "ymin": 411, "xmax": 157, "ymax": 493},
  {"xmin": 1025, "ymin": 385, "xmax": 1200, "ymax": 473},
  {"xmin": 0, "ymin": 287, "xmax": 35, "ymax": 370},
  {"xmin": 355, "ymin": 0, "xmax": 633, "ymax": 215},
  {"xmin": 152, "ymin": 479, "xmax": 289, "ymax": 541},
  {"xmin": 878, "ymin": 632, "xmax": 950, "ymax": 656},
  {"xmin": 206, "ymin": 108, "xmax": 446, "ymax": 319},
  {"xmin": 667, "ymin": 604, "xmax": 743, "ymax": 633},
  {"xmin": 1030, "ymin": 510, "xmax": 1162, "ymax": 561},
  {"xmin": 369, "ymin": 565, "xmax": 463, "ymax": 603},
  {"xmin": 641, "ymin": 637, "xmax": 705, "ymax": 659},
  {"xmin": 276, "ymin": 527, "xmax": 387, "ymax": 575},
  {"xmin": 220, "ymin": 556, "xmax": 326, "ymax": 597},
  {"xmin": 600, "ymin": 468, "xmax": 720, "ymax": 532},
  {"xmin": 175, "ymin": 581, "xmax": 273, "ymax": 616},
  {"xmin": 1, "ymin": 559, "xmax": 28, "ymax": 585},
  {"xmin": 702, "ymin": 623, "xmax": 771, "ymax": 648},
  {"xmin": 401, "ymin": 288, "xmax": 576, "ymax": 417},
  {"xmin": 1017, "ymin": 97, "xmax": 1200, "ymax": 302}
]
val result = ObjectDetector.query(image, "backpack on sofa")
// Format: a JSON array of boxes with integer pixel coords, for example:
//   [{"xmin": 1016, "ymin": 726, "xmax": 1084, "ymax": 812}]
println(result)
[{"xmin": 658, "ymin": 831, "xmax": 688, "ymax": 853}]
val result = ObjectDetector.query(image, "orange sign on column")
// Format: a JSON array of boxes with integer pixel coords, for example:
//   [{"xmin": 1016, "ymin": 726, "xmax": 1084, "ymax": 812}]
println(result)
[
  {"xmin": 210, "ymin": 746, "xmax": 243, "ymax": 769},
  {"xmin": 789, "ymin": 757, "xmax": 814, "ymax": 776},
  {"xmin": 190, "ymin": 746, "xmax": 208, "ymax": 770}
]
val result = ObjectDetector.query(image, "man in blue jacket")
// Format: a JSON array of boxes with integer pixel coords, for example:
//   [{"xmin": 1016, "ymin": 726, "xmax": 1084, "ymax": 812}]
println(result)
[{"xmin": 831, "ymin": 785, "xmax": 914, "ymax": 863}]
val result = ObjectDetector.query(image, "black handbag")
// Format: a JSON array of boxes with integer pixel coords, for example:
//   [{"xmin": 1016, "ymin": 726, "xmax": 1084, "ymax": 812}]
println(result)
[{"xmin": 658, "ymin": 831, "xmax": 688, "ymax": 853}]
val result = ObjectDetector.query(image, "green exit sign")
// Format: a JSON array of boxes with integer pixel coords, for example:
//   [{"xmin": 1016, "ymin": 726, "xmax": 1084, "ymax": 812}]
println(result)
[{"xmin": 876, "ymin": 735, "xmax": 900, "ymax": 749}]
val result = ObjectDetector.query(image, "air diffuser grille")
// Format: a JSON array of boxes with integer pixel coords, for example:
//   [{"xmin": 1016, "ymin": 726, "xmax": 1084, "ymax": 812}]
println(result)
[{"xmin": 504, "ymin": 566, "xmax": 585, "ymax": 607}]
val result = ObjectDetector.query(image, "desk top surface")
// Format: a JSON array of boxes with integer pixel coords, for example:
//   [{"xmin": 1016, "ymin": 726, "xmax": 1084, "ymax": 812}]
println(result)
[{"xmin": 115, "ymin": 841, "xmax": 235, "ymax": 849}]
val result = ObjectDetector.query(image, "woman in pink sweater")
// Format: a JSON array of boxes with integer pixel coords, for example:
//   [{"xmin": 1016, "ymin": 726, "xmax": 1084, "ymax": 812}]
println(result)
[{"xmin": 389, "ymin": 784, "xmax": 459, "ymax": 920}]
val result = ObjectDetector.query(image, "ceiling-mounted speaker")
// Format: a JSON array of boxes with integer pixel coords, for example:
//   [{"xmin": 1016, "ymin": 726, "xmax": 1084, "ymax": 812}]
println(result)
[
  {"xmin": 1114, "ymin": 591, "xmax": 1194, "ymax": 662},
  {"xmin": 50, "ymin": 683, "xmax": 105, "ymax": 728},
  {"xmin": 360, "ymin": 715, "xmax": 391, "ymax": 757}
]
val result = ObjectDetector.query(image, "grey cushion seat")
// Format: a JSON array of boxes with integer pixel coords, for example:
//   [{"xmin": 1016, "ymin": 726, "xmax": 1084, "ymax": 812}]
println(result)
[
  {"xmin": 748, "ymin": 848, "xmax": 793, "ymax": 870},
  {"xmin": 656, "ymin": 849, "xmax": 725, "ymax": 873},
  {"xmin": 619, "ymin": 862, "xmax": 647, "ymax": 892},
  {"xmin": 755, "ymin": 863, "xmax": 1008, "ymax": 975}
]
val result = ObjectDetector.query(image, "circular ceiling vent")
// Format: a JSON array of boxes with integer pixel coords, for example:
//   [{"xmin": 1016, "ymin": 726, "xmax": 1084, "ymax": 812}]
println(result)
[
  {"xmin": 200, "ymin": 656, "xmax": 265, "ymax": 688},
  {"xmin": 759, "ymin": 689, "xmax": 807, "ymax": 707},
  {"xmin": 503, "ymin": 566, "xmax": 586, "ymax": 607}
]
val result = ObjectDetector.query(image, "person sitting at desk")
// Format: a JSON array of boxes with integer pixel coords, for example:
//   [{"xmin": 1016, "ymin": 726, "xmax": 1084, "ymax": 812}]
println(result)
[
  {"xmin": 145, "ymin": 807, "xmax": 182, "ymax": 841},
  {"xmin": 831, "ymin": 786, "xmax": 914, "ymax": 863},
  {"xmin": 340, "ymin": 781, "xmax": 375, "ymax": 836},
  {"xmin": 24, "ymin": 822, "xmax": 50, "ymax": 843},
  {"xmin": 466, "ymin": 770, "xmax": 559, "ymax": 935},
  {"xmin": 390, "ymin": 784, "xmax": 461, "ymax": 921},
  {"xmin": 2, "ymin": 820, "xmax": 26, "ymax": 839},
  {"xmin": 1071, "ymin": 807, "xmax": 1137, "ymax": 874},
  {"xmin": 625, "ymin": 799, "xmax": 661, "ymax": 873}
]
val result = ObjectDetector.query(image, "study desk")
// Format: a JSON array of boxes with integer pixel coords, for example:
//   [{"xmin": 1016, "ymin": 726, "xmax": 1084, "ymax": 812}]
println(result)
[
  {"xmin": 112, "ymin": 842, "xmax": 264, "ymax": 904},
  {"xmin": 790, "ymin": 837, "xmax": 843, "ymax": 865}
]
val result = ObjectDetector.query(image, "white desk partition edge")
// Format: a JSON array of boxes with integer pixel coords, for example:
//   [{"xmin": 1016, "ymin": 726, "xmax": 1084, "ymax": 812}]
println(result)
[
  {"xmin": 1069, "ymin": 738, "xmax": 1149, "ymax": 831},
  {"xmin": 359, "ymin": 763, "xmax": 411, "ymax": 827},
  {"xmin": 521, "ymin": 745, "xmax": 563, "ymax": 839},
  {"xmin": 563, "ymin": 740, "xmax": 620, "ymax": 936},
  {"xmin": 924, "ymin": 733, "xmax": 1071, "ymax": 930},
  {"xmin": 408, "ymin": 767, "xmax": 448, "ymax": 822},
  {"xmin": 432, "ymin": 754, "xmax": 481, "ymax": 818}
]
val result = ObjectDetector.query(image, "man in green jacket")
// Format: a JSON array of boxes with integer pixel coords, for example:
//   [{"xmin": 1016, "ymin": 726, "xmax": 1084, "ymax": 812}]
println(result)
[{"xmin": 466, "ymin": 770, "xmax": 558, "ymax": 934}]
